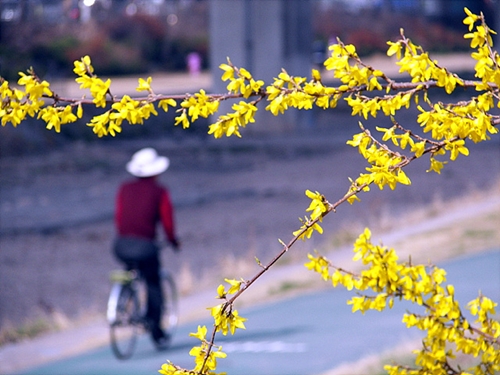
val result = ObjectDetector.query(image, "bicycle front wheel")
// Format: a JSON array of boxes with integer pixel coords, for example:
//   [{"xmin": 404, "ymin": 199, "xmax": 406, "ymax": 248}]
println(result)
[
  {"xmin": 109, "ymin": 284, "xmax": 140, "ymax": 360},
  {"xmin": 161, "ymin": 270, "xmax": 179, "ymax": 337}
]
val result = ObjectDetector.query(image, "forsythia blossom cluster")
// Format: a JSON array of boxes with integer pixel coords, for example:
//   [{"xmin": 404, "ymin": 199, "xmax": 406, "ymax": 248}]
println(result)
[
  {"xmin": 175, "ymin": 89, "xmax": 219, "ymax": 130},
  {"xmin": 160, "ymin": 279, "xmax": 247, "ymax": 375},
  {"xmin": 208, "ymin": 100, "xmax": 257, "ymax": 138},
  {"xmin": 305, "ymin": 228, "xmax": 500, "ymax": 375},
  {"xmin": 325, "ymin": 42, "xmax": 385, "ymax": 91},
  {"xmin": 207, "ymin": 60, "xmax": 263, "ymax": 138},
  {"xmin": 220, "ymin": 60, "xmax": 264, "ymax": 98},
  {"xmin": 0, "ymin": 56, "xmax": 182, "ymax": 136},
  {"xmin": 292, "ymin": 190, "xmax": 329, "ymax": 240},
  {"xmin": 75, "ymin": 56, "xmax": 180, "ymax": 137},
  {"xmin": 265, "ymin": 69, "xmax": 342, "ymax": 115},
  {"xmin": 74, "ymin": 55, "xmax": 111, "ymax": 108},
  {"xmin": 329, "ymin": 8, "xmax": 496, "ymax": 197},
  {"xmin": 0, "ymin": 69, "xmax": 82, "ymax": 132},
  {"xmin": 159, "ymin": 325, "xmax": 227, "ymax": 375},
  {"xmin": 387, "ymin": 38, "xmax": 463, "ymax": 94},
  {"xmin": 348, "ymin": 130, "xmax": 411, "ymax": 189}
]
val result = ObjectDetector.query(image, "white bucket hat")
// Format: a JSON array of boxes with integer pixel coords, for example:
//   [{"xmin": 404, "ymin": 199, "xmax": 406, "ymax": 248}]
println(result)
[{"xmin": 126, "ymin": 148, "xmax": 170, "ymax": 177}]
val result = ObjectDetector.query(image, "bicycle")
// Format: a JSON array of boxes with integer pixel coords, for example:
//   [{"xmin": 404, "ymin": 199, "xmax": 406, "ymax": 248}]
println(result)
[{"xmin": 106, "ymin": 266, "xmax": 179, "ymax": 360}]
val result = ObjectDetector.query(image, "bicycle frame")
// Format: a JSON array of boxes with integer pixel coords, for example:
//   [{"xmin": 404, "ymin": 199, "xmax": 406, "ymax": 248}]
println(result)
[
  {"xmin": 107, "ymin": 267, "xmax": 178, "ymax": 359},
  {"xmin": 107, "ymin": 270, "xmax": 137, "ymax": 325}
]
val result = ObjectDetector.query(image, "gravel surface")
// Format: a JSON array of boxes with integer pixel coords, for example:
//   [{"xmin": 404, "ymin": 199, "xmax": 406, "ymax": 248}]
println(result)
[{"xmin": 1, "ymin": 108, "xmax": 499, "ymax": 343}]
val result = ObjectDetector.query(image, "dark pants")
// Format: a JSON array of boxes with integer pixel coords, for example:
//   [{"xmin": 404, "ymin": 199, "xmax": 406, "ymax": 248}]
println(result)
[{"xmin": 113, "ymin": 237, "xmax": 163, "ymax": 330}]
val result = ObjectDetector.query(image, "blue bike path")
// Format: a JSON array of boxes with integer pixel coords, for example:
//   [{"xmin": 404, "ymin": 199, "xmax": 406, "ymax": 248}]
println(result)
[{"xmin": 18, "ymin": 249, "xmax": 499, "ymax": 375}]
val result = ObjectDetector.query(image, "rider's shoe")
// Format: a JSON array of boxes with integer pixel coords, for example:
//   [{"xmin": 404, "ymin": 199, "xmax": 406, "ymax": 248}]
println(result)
[{"xmin": 151, "ymin": 326, "xmax": 171, "ymax": 351}]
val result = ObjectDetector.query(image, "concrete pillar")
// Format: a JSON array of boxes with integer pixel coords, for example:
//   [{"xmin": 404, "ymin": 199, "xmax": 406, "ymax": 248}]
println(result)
[
  {"xmin": 495, "ymin": 0, "xmax": 500, "ymax": 50},
  {"xmin": 209, "ymin": 0, "xmax": 313, "ymax": 134}
]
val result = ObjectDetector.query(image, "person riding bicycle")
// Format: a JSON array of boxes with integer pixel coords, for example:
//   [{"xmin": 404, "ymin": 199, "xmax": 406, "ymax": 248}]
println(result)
[{"xmin": 113, "ymin": 147, "xmax": 180, "ymax": 350}]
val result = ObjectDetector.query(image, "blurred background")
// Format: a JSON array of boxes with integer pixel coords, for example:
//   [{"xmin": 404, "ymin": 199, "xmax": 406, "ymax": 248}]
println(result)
[
  {"xmin": 0, "ymin": 1, "xmax": 499, "ymax": 371},
  {"xmin": 0, "ymin": 0, "xmax": 495, "ymax": 79},
  {"xmin": 0, "ymin": 0, "xmax": 498, "ymax": 154}
]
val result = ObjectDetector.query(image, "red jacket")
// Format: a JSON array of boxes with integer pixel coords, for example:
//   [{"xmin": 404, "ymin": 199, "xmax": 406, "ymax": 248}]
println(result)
[{"xmin": 115, "ymin": 177, "xmax": 176, "ymax": 242}]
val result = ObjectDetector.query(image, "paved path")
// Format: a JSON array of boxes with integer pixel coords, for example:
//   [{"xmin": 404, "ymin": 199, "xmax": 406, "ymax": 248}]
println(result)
[
  {"xmin": 12, "ymin": 249, "xmax": 500, "ymax": 375},
  {"xmin": 1, "ymin": 190, "xmax": 499, "ymax": 374}
]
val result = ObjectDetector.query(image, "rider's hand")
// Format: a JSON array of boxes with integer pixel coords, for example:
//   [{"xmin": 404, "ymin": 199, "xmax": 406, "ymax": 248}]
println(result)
[{"xmin": 171, "ymin": 238, "xmax": 181, "ymax": 252}]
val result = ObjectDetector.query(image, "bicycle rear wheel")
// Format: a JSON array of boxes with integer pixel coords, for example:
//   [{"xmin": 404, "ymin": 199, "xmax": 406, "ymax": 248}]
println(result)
[
  {"xmin": 160, "ymin": 270, "xmax": 179, "ymax": 340},
  {"xmin": 109, "ymin": 284, "xmax": 140, "ymax": 360}
]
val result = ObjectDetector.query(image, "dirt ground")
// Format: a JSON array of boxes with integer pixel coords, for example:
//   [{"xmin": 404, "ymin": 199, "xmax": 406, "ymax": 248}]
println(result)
[{"xmin": 1, "ymin": 123, "xmax": 499, "ymax": 344}]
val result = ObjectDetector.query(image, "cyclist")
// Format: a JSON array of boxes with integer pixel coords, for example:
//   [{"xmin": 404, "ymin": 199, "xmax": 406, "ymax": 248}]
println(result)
[{"xmin": 113, "ymin": 147, "xmax": 180, "ymax": 350}]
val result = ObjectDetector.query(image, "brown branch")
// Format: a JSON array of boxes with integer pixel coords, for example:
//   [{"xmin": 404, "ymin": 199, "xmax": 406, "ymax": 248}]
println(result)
[
  {"xmin": 196, "ymin": 110, "xmax": 499, "ymax": 368},
  {"xmin": 196, "ymin": 181, "xmax": 370, "ymax": 369},
  {"xmin": 198, "ymin": 323, "xmax": 220, "ymax": 375},
  {"xmin": 36, "ymin": 75, "xmax": 495, "ymax": 112}
]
